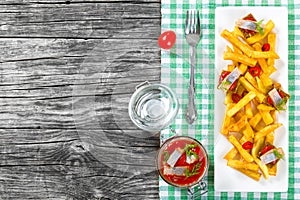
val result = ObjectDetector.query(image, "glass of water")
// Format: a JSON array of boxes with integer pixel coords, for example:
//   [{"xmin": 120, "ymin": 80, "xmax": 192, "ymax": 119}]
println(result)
[{"xmin": 128, "ymin": 81, "xmax": 179, "ymax": 132}]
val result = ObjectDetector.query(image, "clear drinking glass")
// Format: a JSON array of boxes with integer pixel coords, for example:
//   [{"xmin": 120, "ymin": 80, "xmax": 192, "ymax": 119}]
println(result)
[{"xmin": 128, "ymin": 81, "xmax": 179, "ymax": 133}]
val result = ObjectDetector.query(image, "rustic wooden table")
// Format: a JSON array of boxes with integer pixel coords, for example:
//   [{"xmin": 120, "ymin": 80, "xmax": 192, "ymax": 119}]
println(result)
[{"xmin": 0, "ymin": 1, "xmax": 161, "ymax": 199}]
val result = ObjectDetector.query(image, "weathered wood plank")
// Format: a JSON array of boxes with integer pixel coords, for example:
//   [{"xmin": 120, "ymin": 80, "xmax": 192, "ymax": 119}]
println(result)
[
  {"xmin": 0, "ymin": 2, "xmax": 160, "ymax": 38},
  {"xmin": 0, "ymin": 0, "xmax": 162, "ymax": 199},
  {"xmin": 0, "ymin": 38, "xmax": 160, "ymax": 130},
  {"xmin": 0, "ymin": 128, "xmax": 160, "ymax": 199}
]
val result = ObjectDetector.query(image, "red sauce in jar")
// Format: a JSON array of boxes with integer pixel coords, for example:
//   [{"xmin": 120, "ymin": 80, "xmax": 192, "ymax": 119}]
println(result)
[{"xmin": 157, "ymin": 136, "xmax": 208, "ymax": 187}]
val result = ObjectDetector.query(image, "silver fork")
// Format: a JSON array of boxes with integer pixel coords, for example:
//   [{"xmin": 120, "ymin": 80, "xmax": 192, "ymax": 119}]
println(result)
[{"xmin": 185, "ymin": 10, "xmax": 200, "ymax": 124}]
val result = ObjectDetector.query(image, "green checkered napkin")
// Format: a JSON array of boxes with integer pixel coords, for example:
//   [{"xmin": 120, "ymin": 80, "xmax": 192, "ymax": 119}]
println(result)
[{"xmin": 160, "ymin": 0, "xmax": 298, "ymax": 199}]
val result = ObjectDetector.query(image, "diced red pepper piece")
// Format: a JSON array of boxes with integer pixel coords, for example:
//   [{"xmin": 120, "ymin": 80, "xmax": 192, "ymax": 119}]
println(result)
[
  {"xmin": 278, "ymin": 90, "xmax": 286, "ymax": 98},
  {"xmin": 259, "ymin": 145, "xmax": 278, "ymax": 165},
  {"xmin": 262, "ymin": 43, "xmax": 270, "ymax": 51},
  {"xmin": 260, "ymin": 145, "xmax": 274, "ymax": 156},
  {"xmin": 229, "ymin": 80, "xmax": 237, "ymax": 91},
  {"xmin": 267, "ymin": 96, "xmax": 273, "ymax": 105},
  {"xmin": 232, "ymin": 93, "xmax": 242, "ymax": 103},
  {"xmin": 242, "ymin": 141, "xmax": 253, "ymax": 150},
  {"xmin": 249, "ymin": 66, "xmax": 262, "ymax": 77},
  {"xmin": 219, "ymin": 71, "xmax": 230, "ymax": 84}
]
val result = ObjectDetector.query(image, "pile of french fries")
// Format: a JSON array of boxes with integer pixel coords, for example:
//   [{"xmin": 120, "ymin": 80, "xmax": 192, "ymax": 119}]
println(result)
[{"xmin": 219, "ymin": 16, "xmax": 287, "ymax": 181}]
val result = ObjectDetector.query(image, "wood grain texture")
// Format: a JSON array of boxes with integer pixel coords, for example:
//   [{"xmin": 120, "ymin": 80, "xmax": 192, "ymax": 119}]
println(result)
[{"xmin": 0, "ymin": 0, "xmax": 161, "ymax": 199}]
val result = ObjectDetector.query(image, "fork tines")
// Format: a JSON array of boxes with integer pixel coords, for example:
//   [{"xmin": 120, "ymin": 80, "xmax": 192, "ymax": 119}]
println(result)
[{"xmin": 185, "ymin": 10, "xmax": 200, "ymax": 35}]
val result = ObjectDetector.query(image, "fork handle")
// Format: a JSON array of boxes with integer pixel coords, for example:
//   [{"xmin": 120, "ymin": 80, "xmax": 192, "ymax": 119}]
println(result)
[{"xmin": 185, "ymin": 46, "xmax": 198, "ymax": 124}]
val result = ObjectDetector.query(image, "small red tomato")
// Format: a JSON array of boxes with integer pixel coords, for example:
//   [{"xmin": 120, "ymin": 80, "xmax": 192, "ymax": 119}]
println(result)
[
  {"xmin": 242, "ymin": 141, "xmax": 253, "ymax": 150},
  {"xmin": 232, "ymin": 93, "xmax": 242, "ymax": 103},
  {"xmin": 158, "ymin": 30, "xmax": 176, "ymax": 50},
  {"xmin": 262, "ymin": 43, "xmax": 270, "ymax": 51}
]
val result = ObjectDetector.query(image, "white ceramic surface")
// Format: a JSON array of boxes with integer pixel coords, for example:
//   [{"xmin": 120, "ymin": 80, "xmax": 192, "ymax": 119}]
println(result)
[{"xmin": 214, "ymin": 6, "xmax": 288, "ymax": 192}]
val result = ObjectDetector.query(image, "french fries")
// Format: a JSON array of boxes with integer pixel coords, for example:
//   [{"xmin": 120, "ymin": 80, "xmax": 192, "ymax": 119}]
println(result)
[{"xmin": 218, "ymin": 14, "xmax": 288, "ymax": 182}]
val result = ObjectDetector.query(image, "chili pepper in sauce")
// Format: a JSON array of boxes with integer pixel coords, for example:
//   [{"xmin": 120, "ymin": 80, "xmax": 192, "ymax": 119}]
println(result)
[
  {"xmin": 249, "ymin": 66, "xmax": 262, "ymax": 77},
  {"xmin": 242, "ymin": 141, "xmax": 253, "ymax": 150},
  {"xmin": 262, "ymin": 43, "xmax": 270, "ymax": 51},
  {"xmin": 232, "ymin": 93, "xmax": 242, "ymax": 103}
]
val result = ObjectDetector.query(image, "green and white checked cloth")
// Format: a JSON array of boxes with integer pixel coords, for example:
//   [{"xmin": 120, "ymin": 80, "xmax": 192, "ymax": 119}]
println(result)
[{"xmin": 160, "ymin": 0, "xmax": 299, "ymax": 199}]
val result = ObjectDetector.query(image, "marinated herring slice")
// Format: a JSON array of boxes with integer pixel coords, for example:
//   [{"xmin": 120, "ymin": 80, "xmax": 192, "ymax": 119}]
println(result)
[
  {"xmin": 163, "ymin": 166, "xmax": 188, "ymax": 176},
  {"xmin": 167, "ymin": 148, "xmax": 184, "ymax": 167}
]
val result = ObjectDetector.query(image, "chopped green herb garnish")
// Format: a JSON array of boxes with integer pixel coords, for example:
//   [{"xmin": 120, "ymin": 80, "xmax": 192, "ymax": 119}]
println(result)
[
  {"xmin": 273, "ymin": 149, "xmax": 284, "ymax": 160},
  {"xmin": 185, "ymin": 162, "xmax": 201, "ymax": 178},
  {"xmin": 218, "ymin": 80, "xmax": 231, "ymax": 91},
  {"xmin": 255, "ymin": 19, "xmax": 264, "ymax": 35},
  {"xmin": 163, "ymin": 151, "xmax": 170, "ymax": 162},
  {"xmin": 184, "ymin": 143, "xmax": 199, "ymax": 160},
  {"xmin": 275, "ymin": 97, "xmax": 289, "ymax": 111}
]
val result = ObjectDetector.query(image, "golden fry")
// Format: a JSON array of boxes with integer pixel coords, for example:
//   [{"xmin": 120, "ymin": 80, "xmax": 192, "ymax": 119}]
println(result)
[
  {"xmin": 239, "ymin": 77, "xmax": 266, "ymax": 103},
  {"xmin": 251, "ymin": 137, "xmax": 265, "ymax": 158},
  {"xmin": 256, "ymin": 76, "xmax": 268, "ymax": 94},
  {"xmin": 245, "ymin": 102, "xmax": 253, "ymax": 118},
  {"xmin": 224, "ymin": 147, "xmax": 238, "ymax": 160},
  {"xmin": 221, "ymin": 29, "xmax": 253, "ymax": 57},
  {"xmin": 246, "ymin": 20, "xmax": 275, "ymax": 44},
  {"xmin": 254, "ymin": 157, "xmax": 269, "ymax": 179},
  {"xmin": 266, "ymin": 131, "xmax": 275, "ymax": 144},
  {"xmin": 267, "ymin": 33, "xmax": 276, "ymax": 66},
  {"xmin": 234, "ymin": 168, "xmax": 261, "ymax": 181},
  {"xmin": 227, "ymin": 159, "xmax": 259, "ymax": 171},
  {"xmin": 229, "ymin": 115, "xmax": 248, "ymax": 132},
  {"xmin": 259, "ymin": 73, "xmax": 273, "ymax": 88},
  {"xmin": 227, "ymin": 91, "xmax": 257, "ymax": 117},
  {"xmin": 228, "ymin": 135, "xmax": 254, "ymax": 162},
  {"xmin": 254, "ymin": 123, "xmax": 283, "ymax": 142},
  {"xmin": 259, "ymin": 110, "xmax": 274, "ymax": 125},
  {"xmin": 245, "ymin": 72, "xmax": 258, "ymax": 88},
  {"xmin": 252, "ymin": 43, "xmax": 270, "ymax": 74},
  {"xmin": 251, "ymin": 50, "xmax": 279, "ymax": 59},
  {"xmin": 257, "ymin": 104, "xmax": 275, "ymax": 111},
  {"xmin": 227, "ymin": 64, "xmax": 235, "ymax": 72},
  {"xmin": 243, "ymin": 123, "xmax": 254, "ymax": 139},
  {"xmin": 268, "ymin": 163, "xmax": 277, "ymax": 176},
  {"xmin": 221, "ymin": 115, "xmax": 232, "ymax": 135},
  {"xmin": 249, "ymin": 112, "xmax": 262, "ymax": 128},
  {"xmin": 223, "ymin": 52, "xmax": 257, "ymax": 67},
  {"xmin": 238, "ymin": 63, "xmax": 248, "ymax": 74}
]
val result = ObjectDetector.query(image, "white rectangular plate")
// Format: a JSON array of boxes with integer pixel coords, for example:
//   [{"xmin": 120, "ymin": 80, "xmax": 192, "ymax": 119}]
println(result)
[{"xmin": 214, "ymin": 6, "xmax": 288, "ymax": 192}]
